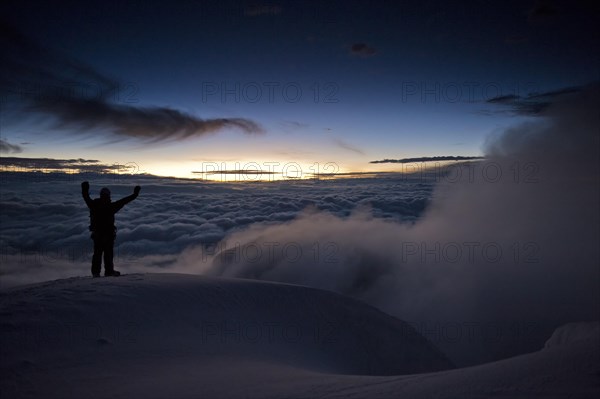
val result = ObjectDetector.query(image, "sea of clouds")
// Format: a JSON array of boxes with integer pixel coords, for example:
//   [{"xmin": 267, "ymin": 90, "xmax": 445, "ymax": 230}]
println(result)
[{"xmin": 0, "ymin": 172, "xmax": 434, "ymax": 283}]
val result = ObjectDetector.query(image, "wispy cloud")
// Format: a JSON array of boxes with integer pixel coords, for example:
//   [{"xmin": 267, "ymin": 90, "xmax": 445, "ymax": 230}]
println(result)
[
  {"xmin": 333, "ymin": 138, "xmax": 365, "ymax": 155},
  {"xmin": 0, "ymin": 139, "xmax": 23, "ymax": 154},
  {"xmin": 33, "ymin": 97, "xmax": 263, "ymax": 141},
  {"xmin": 279, "ymin": 120, "xmax": 308, "ymax": 133},
  {"xmin": 0, "ymin": 21, "xmax": 263, "ymax": 143},
  {"xmin": 486, "ymin": 94, "xmax": 521, "ymax": 104},
  {"xmin": 350, "ymin": 43, "xmax": 377, "ymax": 57},
  {"xmin": 485, "ymin": 85, "xmax": 583, "ymax": 116}
]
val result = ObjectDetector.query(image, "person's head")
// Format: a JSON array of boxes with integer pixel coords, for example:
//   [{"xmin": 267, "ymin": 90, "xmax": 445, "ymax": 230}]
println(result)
[{"xmin": 100, "ymin": 187, "xmax": 111, "ymax": 202}]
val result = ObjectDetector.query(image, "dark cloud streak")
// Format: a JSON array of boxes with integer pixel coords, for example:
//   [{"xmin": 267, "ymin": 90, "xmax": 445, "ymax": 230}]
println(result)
[
  {"xmin": 370, "ymin": 156, "xmax": 484, "ymax": 164},
  {"xmin": 0, "ymin": 139, "xmax": 23, "ymax": 154},
  {"xmin": 350, "ymin": 43, "xmax": 377, "ymax": 57},
  {"xmin": 0, "ymin": 156, "xmax": 125, "ymax": 173},
  {"xmin": 0, "ymin": 21, "xmax": 263, "ymax": 142},
  {"xmin": 485, "ymin": 85, "xmax": 584, "ymax": 116},
  {"xmin": 33, "ymin": 98, "xmax": 263, "ymax": 141}
]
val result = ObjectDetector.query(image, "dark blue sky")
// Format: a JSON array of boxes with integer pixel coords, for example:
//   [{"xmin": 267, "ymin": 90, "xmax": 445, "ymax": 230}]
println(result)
[{"xmin": 1, "ymin": 0, "xmax": 597, "ymax": 178}]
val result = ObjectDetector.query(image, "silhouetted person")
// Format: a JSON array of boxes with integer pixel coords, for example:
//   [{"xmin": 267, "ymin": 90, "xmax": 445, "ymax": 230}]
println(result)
[{"xmin": 82, "ymin": 181, "xmax": 141, "ymax": 277}]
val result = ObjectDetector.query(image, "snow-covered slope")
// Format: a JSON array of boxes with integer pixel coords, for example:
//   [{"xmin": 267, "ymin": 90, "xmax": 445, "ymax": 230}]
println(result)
[
  {"xmin": 0, "ymin": 273, "xmax": 597, "ymax": 399},
  {"xmin": 545, "ymin": 321, "xmax": 600, "ymax": 349},
  {"xmin": 1, "ymin": 273, "xmax": 451, "ymax": 397}
]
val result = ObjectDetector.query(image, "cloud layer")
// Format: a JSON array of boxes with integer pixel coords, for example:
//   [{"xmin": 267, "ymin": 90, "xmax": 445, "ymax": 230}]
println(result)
[{"xmin": 0, "ymin": 171, "xmax": 435, "ymax": 284}]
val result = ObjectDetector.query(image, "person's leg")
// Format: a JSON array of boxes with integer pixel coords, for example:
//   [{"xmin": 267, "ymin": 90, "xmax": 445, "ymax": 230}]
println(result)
[
  {"xmin": 103, "ymin": 237, "xmax": 115, "ymax": 274},
  {"xmin": 92, "ymin": 237, "xmax": 102, "ymax": 276}
]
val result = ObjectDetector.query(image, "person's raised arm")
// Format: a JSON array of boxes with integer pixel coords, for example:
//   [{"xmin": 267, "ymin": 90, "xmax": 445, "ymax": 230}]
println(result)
[
  {"xmin": 112, "ymin": 185, "xmax": 141, "ymax": 213},
  {"xmin": 81, "ymin": 181, "xmax": 93, "ymax": 208}
]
